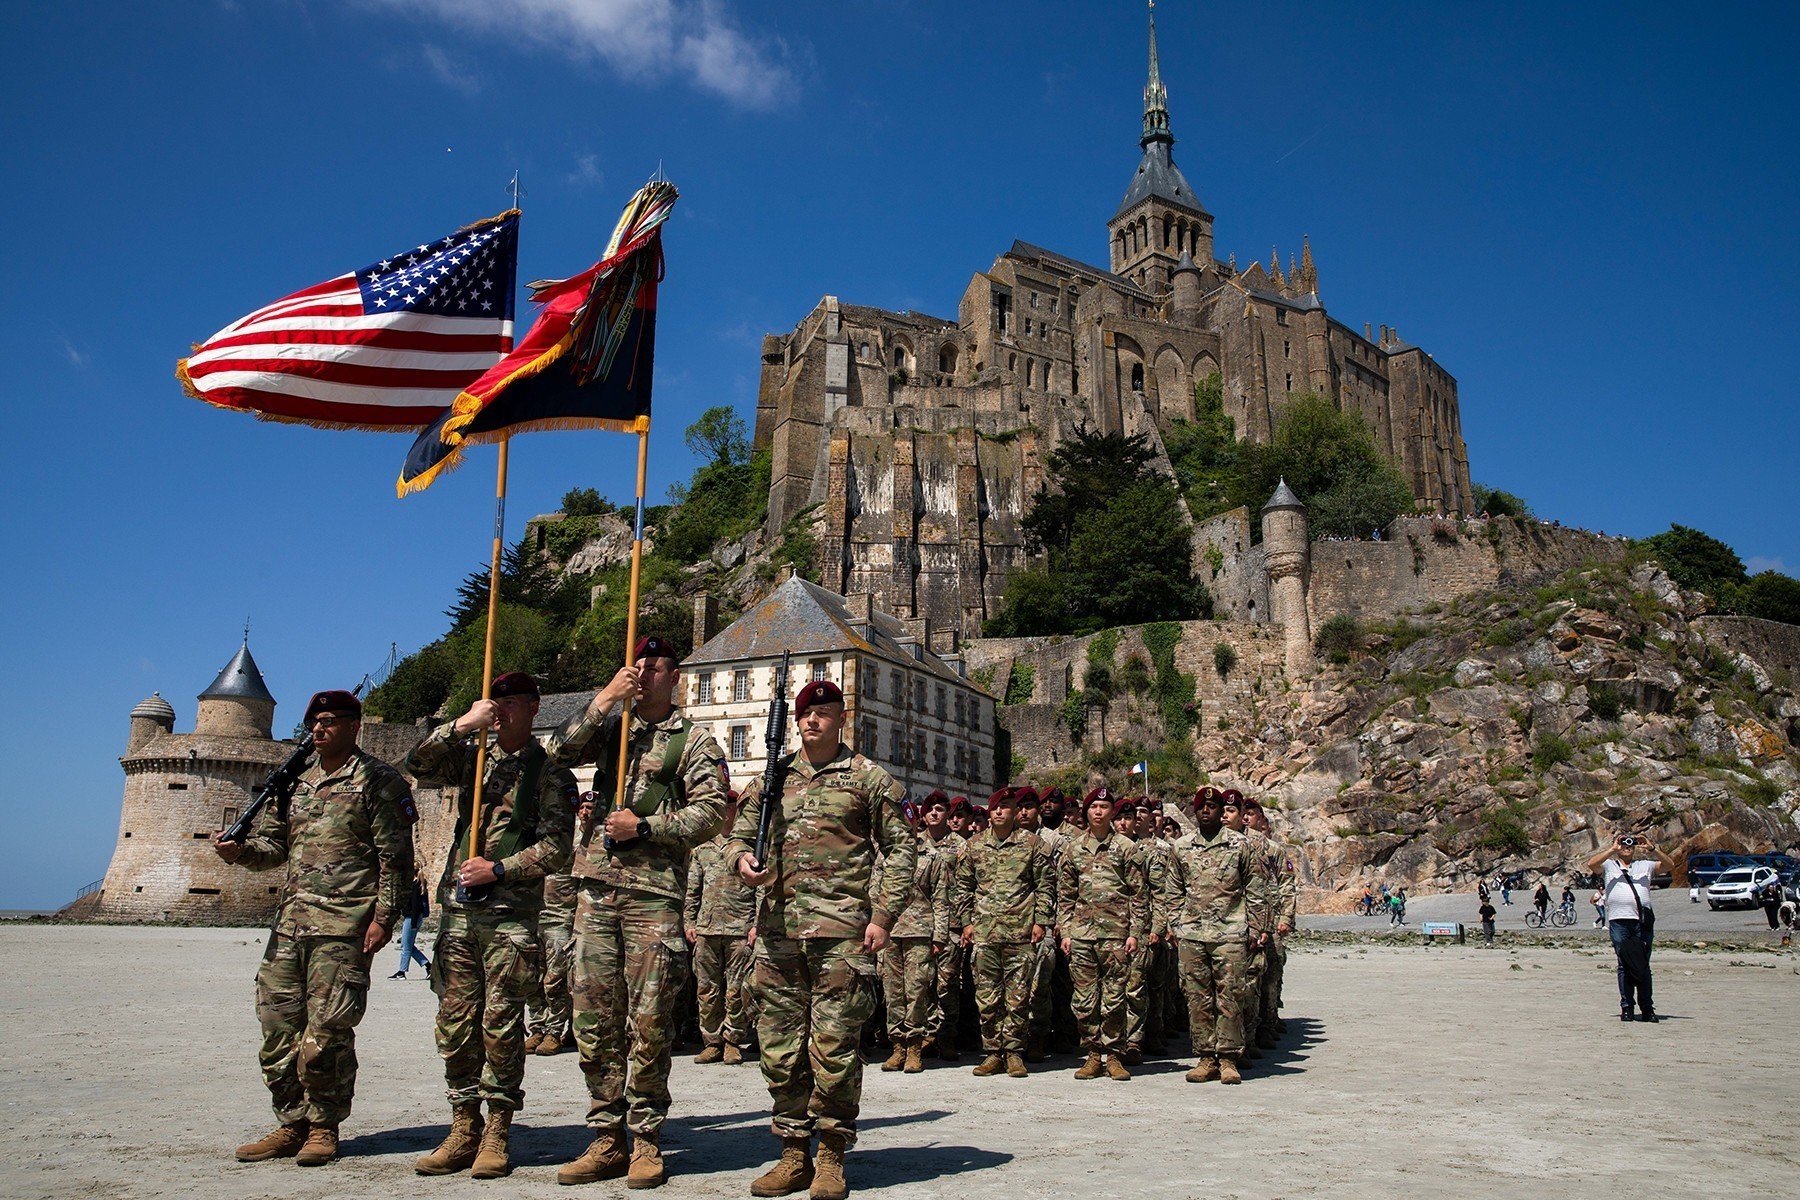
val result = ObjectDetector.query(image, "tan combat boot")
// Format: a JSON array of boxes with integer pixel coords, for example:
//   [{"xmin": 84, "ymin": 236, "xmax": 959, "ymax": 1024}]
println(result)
[
  {"xmin": 470, "ymin": 1107, "xmax": 513, "ymax": 1179},
  {"xmin": 1005, "ymin": 1053, "xmax": 1029, "ymax": 1078},
  {"xmin": 1218, "ymin": 1055, "xmax": 1243, "ymax": 1085},
  {"xmin": 970, "ymin": 1053, "xmax": 1004, "ymax": 1077},
  {"xmin": 295, "ymin": 1124, "xmax": 339, "ymax": 1167},
  {"xmin": 556, "ymin": 1129, "xmax": 627, "ymax": 1185},
  {"xmin": 697, "ymin": 1043, "xmax": 726, "ymax": 1065},
  {"xmin": 811, "ymin": 1132, "xmax": 849, "ymax": 1200},
  {"xmin": 627, "ymin": 1130, "xmax": 664, "ymax": 1190},
  {"xmin": 525, "ymin": 1033, "xmax": 546, "ymax": 1054},
  {"xmin": 537, "ymin": 1034, "xmax": 565, "ymax": 1056},
  {"xmin": 903, "ymin": 1041, "xmax": 925, "ymax": 1074},
  {"xmin": 1072, "ymin": 1052, "xmax": 1104, "ymax": 1080},
  {"xmin": 1122, "ymin": 1045, "xmax": 1143, "ymax": 1065},
  {"xmin": 723, "ymin": 1043, "xmax": 744, "ymax": 1066},
  {"xmin": 879, "ymin": 1041, "xmax": 905, "ymax": 1072},
  {"xmin": 1105, "ymin": 1054, "xmax": 1131, "ymax": 1081},
  {"xmin": 1184, "ymin": 1056, "xmax": 1220, "ymax": 1083},
  {"xmin": 749, "ymin": 1138, "xmax": 814, "ymax": 1197},
  {"xmin": 236, "ymin": 1120, "xmax": 308, "ymax": 1162},
  {"xmin": 415, "ymin": 1103, "xmax": 484, "ymax": 1175}
]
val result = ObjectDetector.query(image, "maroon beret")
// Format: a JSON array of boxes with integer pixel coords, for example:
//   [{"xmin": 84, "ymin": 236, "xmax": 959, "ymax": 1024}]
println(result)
[
  {"xmin": 490, "ymin": 671, "xmax": 538, "ymax": 698},
  {"xmin": 1084, "ymin": 786, "xmax": 1116, "ymax": 809},
  {"xmin": 1192, "ymin": 786, "xmax": 1222, "ymax": 812},
  {"xmin": 304, "ymin": 690, "xmax": 361, "ymax": 723},
  {"xmin": 633, "ymin": 635, "xmax": 678, "ymax": 664},
  {"xmin": 923, "ymin": 789, "xmax": 950, "ymax": 806},
  {"xmin": 1040, "ymin": 787, "xmax": 1065, "ymax": 804},
  {"xmin": 1013, "ymin": 786, "xmax": 1041, "ymax": 806},
  {"xmin": 794, "ymin": 680, "xmax": 844, "ymax": 717},
  {"xmin": 1221, "ymin": 789, "xmax": 1244, "ymax": 808},
  {"xmin": 1240, "ymin": 796, "xmax": 1264, "ymax": 814},
  {"xmin": 950, "ymin": 796, "xmax": 973, "ymax": 814},
  {"xmin": 988, "ymin": 786, "xmax": 1019, "ymax": 806}
]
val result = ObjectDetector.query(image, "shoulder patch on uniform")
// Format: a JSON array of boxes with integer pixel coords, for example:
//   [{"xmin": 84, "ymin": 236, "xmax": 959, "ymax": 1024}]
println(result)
[
  {"xmin": 563, "ymin": 783, "xmax": 580, "ymax": 804},
  {"xmin": 399, "ymin": 794, "xmax": 419, "ymax": 824}
]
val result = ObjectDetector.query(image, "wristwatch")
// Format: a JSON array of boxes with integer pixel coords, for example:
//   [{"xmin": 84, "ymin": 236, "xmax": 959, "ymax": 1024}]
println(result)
[
  {"xmin": 636, "ymin": 819, "xmax": 651, "ymax": 840},
  {"xmin": 491, "ymin": 860, "xmax": 507, "ymax": 882}
]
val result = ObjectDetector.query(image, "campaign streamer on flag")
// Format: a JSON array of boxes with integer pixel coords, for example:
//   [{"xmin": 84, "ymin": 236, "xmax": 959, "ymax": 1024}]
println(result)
[
  {"xmin": 177, "ymin": 211, "xmax": 520, "ymax": 430},
  {"xmin": 397, "ymin": 180, "xmax": 678, "ymax": 494}
]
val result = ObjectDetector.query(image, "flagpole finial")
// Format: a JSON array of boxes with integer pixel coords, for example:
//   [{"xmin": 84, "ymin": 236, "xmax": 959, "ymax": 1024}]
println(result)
[{"xmin": 506, "ymin": 171, "xmax": 525, "ymax": 209}]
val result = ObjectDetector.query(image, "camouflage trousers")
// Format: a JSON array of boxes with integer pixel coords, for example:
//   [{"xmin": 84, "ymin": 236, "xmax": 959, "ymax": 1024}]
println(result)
[
  {"xmin": 1178, "ymin": 938, "xmax": 1246, "ymax": 1058},
  {"xmin": 571, "ymin": 883, "xmax": 688, "ymax": 1135},
  {"xmin": 254, "ymin": 934, "xmax": 370, "ymax": 1126},
  {"xmin": 751, "ymin": 935, "xmax": 876, "ymax": 1146},
  {"xmin": 529, "ymin": 914, "xmax": 575, "ymax": 1040},
  {"xmin": 1025, "ymin": 933, "xmax": 1059, "ymax": 1043},
  {"xmin": 1069, "ymin": 938, "xmax": 1131, "ymax": 1055},
  {"xmin": 433, "ymin": 910, "xmax": 542, "ymax": 1112},
  {"xmin": 930, "ymin": 941, "xmax": 962, "ymax": 1048},
  {"xmin": 970, "ymin": 941, "xmax": 1034, "ymax": 1054},
  {"xmin": 694, "ymin": 932, "xmax": 755, "ymax": 1048},
  {"xmin": 1258, "ymin": 937, "xmax": 1286, "ymax": 1037},
  {"xmin": 1122, "ymin": 940, "xmax": 1154, "ymax": 1050},
  {"xmin": 1241, "ymin": 941, "xmax": 1268, "ymax": 1042},
  {"xmin": 878, "ymin": 938, "xmax": 937, "ymax": 1042}
]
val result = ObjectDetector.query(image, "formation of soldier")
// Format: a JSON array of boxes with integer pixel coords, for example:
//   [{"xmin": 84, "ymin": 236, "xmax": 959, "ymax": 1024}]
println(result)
[{"xmin": 213, "ymin": 652, "xmax": 1302, "ymax": 1198}]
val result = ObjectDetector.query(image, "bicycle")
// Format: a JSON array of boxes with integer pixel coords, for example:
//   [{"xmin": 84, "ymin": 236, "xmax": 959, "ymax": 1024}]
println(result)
[
  {"xmin": 1354, "ymin": 895, "xmax": 1382, "ymax": 916},
  {"xmin": 1525, "ymin": 905, "xmax": 1576, "ymax": 929}
]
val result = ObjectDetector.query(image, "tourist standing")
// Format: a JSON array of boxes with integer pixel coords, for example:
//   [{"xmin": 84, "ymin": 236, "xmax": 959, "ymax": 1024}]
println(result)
[{"xmin": 1584, "ymin": 834, "xmax": 1672, "ymax": 1022}]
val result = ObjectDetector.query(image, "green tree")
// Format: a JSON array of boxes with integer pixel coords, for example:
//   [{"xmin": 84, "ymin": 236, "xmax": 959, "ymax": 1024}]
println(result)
[
  {"xmin": 1021, "ymin": 427, "xmax": 1158, "ymax": 558},
  {"xmin": 1736, "ymin": 571, "xmax": 1800, "ymax": 624},
  {"xmin": 684, "ymin": 405, "xmax": 751, "ymax": 467},
  {"xmin": 659, "ymin": 448, "xmax": 771, "ymax": 564},
  {"xmin": 1639, "ymin": 524, "xmax": 1746, "ymax": 596},
  {"xmin": 1469, "ymin": 483, "xmax": 1530, "ymax": 518},
  {"xmin": 443, "ymin": 603, "xmax": 565, "ymax": 716},
  {"xmin": 1163, "ymin": 372, "xmax": 1238, "ymax": 519},
  {"xmin": 560, "ymin": 486, "xmax": 608, "ymax": 517},
  {"xmin": 364, "ymin": 639, "xmax": 456, "ymax": 723},
  {"xmin": 1228, "ymin": 394, "xmax": 1418, "ymax": 539}
]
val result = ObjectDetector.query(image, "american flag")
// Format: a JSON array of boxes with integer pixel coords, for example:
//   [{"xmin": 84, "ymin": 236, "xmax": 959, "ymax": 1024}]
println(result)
[{"xmin": 178, "ymin": 211, "xmax": 520, "ymax": 430}]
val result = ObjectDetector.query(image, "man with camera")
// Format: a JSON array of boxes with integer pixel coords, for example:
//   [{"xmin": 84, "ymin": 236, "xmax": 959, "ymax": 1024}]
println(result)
[{"xmin": 1585, "ymin": 833, "xmax": 1672, "ymax": 1022}]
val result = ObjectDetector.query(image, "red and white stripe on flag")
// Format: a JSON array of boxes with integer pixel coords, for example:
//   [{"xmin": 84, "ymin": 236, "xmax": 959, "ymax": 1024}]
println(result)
[{"xmin": 177, "ymin": 210, "xmax": 520, "ymax": 431}]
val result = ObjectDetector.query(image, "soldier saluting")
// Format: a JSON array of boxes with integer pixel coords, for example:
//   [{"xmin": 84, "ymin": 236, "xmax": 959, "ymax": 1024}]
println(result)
[
  {"xmin": 214, "ymin": 689, "xmax": 416, "ymax": 1168},
  {"xmin": 729, "ymin": 680, "xmax": 914, "ymax": 1200}
]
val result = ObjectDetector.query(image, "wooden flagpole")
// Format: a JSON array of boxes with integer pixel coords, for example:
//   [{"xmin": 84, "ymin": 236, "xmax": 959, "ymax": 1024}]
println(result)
[
  {"xmin": 611, "ymin": 416, "xmax": 652, "ymax": 816},
  {"xmin": 466, "ymin": 435, "xmax": 511, "ymax": 865}
]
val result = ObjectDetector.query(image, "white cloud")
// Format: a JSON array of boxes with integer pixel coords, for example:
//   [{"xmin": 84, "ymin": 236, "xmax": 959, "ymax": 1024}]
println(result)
[
  {"xmin": 60, "ymin": 337, "xmax": 86, "ymax": 368},
  {"xmin": 420, "ymin": 43, "xmax": 481, "ymax": 95},
  {"xmin": 383, "ymin": 0, "xmax": 797, "ymax": 109},
  {"xmin": 566, "ymin": 152, "xmax": 605, "ymax": 188},
  {"xmin": 1744, "ymin": 555, "xmax": 1787, "ymax": 576}
]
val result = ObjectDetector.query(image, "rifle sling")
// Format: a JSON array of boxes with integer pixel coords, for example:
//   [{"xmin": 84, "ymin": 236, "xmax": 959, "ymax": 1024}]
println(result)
[
  {"xmin": 592, "ymin": 714, "xmax": 691, "ymax": 818},
  {"xmin": 450, "ymin": 748, "xmax": 544, "ymax": 866}
]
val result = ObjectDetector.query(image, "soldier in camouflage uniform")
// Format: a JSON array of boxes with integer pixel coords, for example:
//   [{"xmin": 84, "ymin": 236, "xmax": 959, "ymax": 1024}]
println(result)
[
  {"xmin": 684, "ymin": 790, "xmax": 758, "ymax": 1066},
  {"xmin": 403, "ymin": 672, "xmax": 574, "ymax": 1177},
  {"xmin": 875, "ymin": 808, "xmax": 952, "ymax": 1073},
  {"xmin": 1245, "ymin": 798, "xmax": 1297, "ymax": 1047},
  {"xmin": 917, "ymin": 792, "xmax": 966, "ymax": 1059},
  {"xmin": 548, "ymin": 635, "xmax": 727, "ymax": 1189},
  {"xmin": 1058, "ymin": 788, "xmax": 1149, "ymax": 1081},
  {"xmin": 954, "ymin": 786, "xmax": 1050, "ymax": 1079},
  {"xmin": 729, "ymin": 680, "xmax": 913, "ymax": 1200},
  {"xmin": 527, "ymin": 865, "xmax": 578, "ymax": 1054},
  {"xmin": 1015, "ymin": 787, "xmax": 1061, "ymax": 1061},
  {"xmin": 1163, "ymin": 786, "xmax": 1265, "ymax": 1085},
  {"xmin": 1222, "ymin": 791, "xmax": 1274, "ymax": 1059},
  {"xmin": 1111, "ymin": 799, "xmax": 1157, "ymax": 1063},
  {"xmin": 216, "ymin": 689, "xmax": 416, "ymax": 1168}
]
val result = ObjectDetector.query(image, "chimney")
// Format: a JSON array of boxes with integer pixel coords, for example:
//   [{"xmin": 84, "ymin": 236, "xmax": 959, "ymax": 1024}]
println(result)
[
  {"xmin": 693, "ymin": 594, "xmax": 719, "ymax": 648},
  {"xmin": 776, "ymin": 562, "xmax": 795, "ymax": 585},
  {"xmin": 928, "ymin": 627, "xmax": 958, "ymax": 657},
  {"xmin": 846, "ymin": 593, "xmax": 874, "ymax": 623},
  {"xmin": 902, "ymin": 616, "xmax": 930, "ymax": 647},
  {"xmin": 1364, "ymin": 322, "xmax": 1372, "ymax": 340}
]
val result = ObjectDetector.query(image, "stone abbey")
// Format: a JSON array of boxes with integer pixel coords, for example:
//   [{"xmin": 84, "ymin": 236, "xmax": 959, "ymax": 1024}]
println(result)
[{"xmin": 755, "ymin": 9, "xmax": 1472, "ymax": 643}]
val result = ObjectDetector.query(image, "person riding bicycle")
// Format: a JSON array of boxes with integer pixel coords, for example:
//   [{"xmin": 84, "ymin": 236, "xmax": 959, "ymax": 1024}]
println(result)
[
  {"xmin": 1560, "ymin": 884, "xmax": 1575, "ymax": 912},
  {"xmin": 1533, "ymin": 882, "xmax": 1551, "ymax": 920}
]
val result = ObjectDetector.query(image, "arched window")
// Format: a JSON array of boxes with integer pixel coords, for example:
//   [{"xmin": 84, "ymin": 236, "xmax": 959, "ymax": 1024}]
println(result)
[
  {"xmin": 1162, "ymin": 214, "xmax": 1173, "ymax": 248},
  {"xmin": 938, "ymin": 344, "xmax": 959, "ymax": 376},
  {"xmin": 1130, "ymin": 363, "xmax": 1144, "ymax": 393},
  {"xmin": 1024, "ymin": 359, "xmax": 1032, "ymax": 387}
]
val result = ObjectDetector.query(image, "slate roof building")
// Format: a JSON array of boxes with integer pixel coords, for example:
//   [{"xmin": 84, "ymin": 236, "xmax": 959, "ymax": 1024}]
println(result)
[{"xmin": 682, "ymin": 574, "xmax": 999, "ymax": 799}]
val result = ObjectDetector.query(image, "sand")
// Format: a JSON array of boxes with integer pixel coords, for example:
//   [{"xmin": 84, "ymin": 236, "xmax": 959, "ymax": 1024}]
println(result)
[{"xmin": 2, "ymin": 924, "xmax": 1795, "ymax": 1200}]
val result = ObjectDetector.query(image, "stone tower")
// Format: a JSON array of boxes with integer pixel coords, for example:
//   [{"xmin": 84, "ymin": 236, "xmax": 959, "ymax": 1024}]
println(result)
[
  {"xmin": 1108, "ymin": 2, "xmax": 1213, "ymax": 290},
  {"xmin": 1261, "ymin": 478, "xmax": 1315, "ymax": 676},
  {"xmin": 94, "ymin": 641, "xmax": 291, "ymax": 923}
]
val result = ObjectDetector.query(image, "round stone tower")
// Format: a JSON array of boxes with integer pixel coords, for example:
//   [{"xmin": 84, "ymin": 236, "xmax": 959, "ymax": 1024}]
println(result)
[
  {"xmin": 127, "ymin": 692, "xmax": 175, "ymax": 755},
  {"xmin": 94, "ymin": 641, "xmax": 291, "ymax": 923},
  {"xmin": 1261, "ymin": 478, "xmax": 1315, "ymax": 676},
  {"xmin": 1171, "ymin": 250, "xmax": 1202, "ymax": 322}
]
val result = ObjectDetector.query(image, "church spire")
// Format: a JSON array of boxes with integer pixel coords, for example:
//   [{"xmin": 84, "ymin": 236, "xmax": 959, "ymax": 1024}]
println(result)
[{"xmin": 1141, "ymin": 0, "xmax": 1173, "ymax": 149}]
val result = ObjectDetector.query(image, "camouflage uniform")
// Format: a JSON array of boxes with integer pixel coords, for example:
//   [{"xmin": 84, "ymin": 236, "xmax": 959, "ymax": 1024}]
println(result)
[
  {"xmin": 954, "ymin": 827, "xmax": 1050, "ymax": 1056},
  {"xmin": 726, "ymin": 746, "xmax": 912, "ymax": 1147},
  {"xmin": 684, "ymin": 833, "xmax": 758, "ymax": 1050},
  {"xmin": 1025, "ymin": 825, "xmax": 1066, "ymax": 1050},
  {"xmin": 405, "ymin": 723, "xmax": 575, "ymax": 1112},
  {"xmin": 237, "ymin": 747, "xmax": 415, "ymax": 1127},
  {"xmin": 1238, "ymin": 827, "xmax": 1277, "ymax": 1042},
  {"xmin": 549, "ymin": 703, "xmax": 727, "ymax": 1137},
  {"xmin": 529, "ymin": 871, "xmax": 577, "ymax": 1044},
  {"xmin": 922, "ymin": 830, "xmax": 967, "ymax": 1052},
  {"xmin": 1057, "ymin": 830, "xmax": 1149, "ymax": 1056},
  {"xmin": 1122, "ymin": 835, "xmax": 1170, "ymax": 1053},
  {"xmin": 1257, "ymin": 834, "xmax": 1299, "ymax": 1040},
  {"xmin": 875, "ymin": 835, "xmax": 953, "ymax": 1044},
  {"xmin": 1162, "ymin": 827, "xmax": 1264, "ymax": 1059}
]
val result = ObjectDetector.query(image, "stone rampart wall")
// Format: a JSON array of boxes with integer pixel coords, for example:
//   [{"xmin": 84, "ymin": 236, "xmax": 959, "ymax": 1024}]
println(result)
[{"xmin": 1695, "ymin": 616, "xmax": 1800, "ymax": 682}]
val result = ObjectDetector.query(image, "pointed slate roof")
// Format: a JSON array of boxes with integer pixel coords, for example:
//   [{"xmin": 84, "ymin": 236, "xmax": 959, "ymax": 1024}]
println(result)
[
  {"xmin": 198, "ymin": 642, "xmax": 276, "ymax": 704},
  {"xmin": 1114, "ymin": 3, "xmax": 1207, "ymax": 221},
  {"xmin": 685, "ymin": 576, "xmax": 983, "ymax": 691},
  {"xmin": 1262, "ymin": 477, "xmax": 1305, "ymax": 512}
]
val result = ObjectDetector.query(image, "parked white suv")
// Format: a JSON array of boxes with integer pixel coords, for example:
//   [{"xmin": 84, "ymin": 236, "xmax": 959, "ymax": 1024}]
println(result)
[{"xmin": 1704, "ymin": 866, "xmax": 1779, "ymax": 910}]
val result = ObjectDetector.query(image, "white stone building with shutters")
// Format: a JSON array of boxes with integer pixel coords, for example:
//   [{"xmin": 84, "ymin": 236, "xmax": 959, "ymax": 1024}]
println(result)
[{"xmin": 683, "ymin": 574, "xmax": 999, "ymax": 800}]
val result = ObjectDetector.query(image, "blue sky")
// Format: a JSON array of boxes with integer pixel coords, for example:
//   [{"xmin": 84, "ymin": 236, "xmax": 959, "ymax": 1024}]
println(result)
[{"xmin": 2, "ymin": 1, "xmax": 1795, "ymax": 910}]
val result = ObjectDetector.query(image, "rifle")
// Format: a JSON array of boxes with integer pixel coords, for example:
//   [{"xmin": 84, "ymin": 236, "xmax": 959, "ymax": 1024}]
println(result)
[
  {"xmin": 217, "ymin": 679, "xmax": 368, "ymax": 844},
  {"xmin": 751, "ymin": 651, "xmax": 793, "ymax": 871}
]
